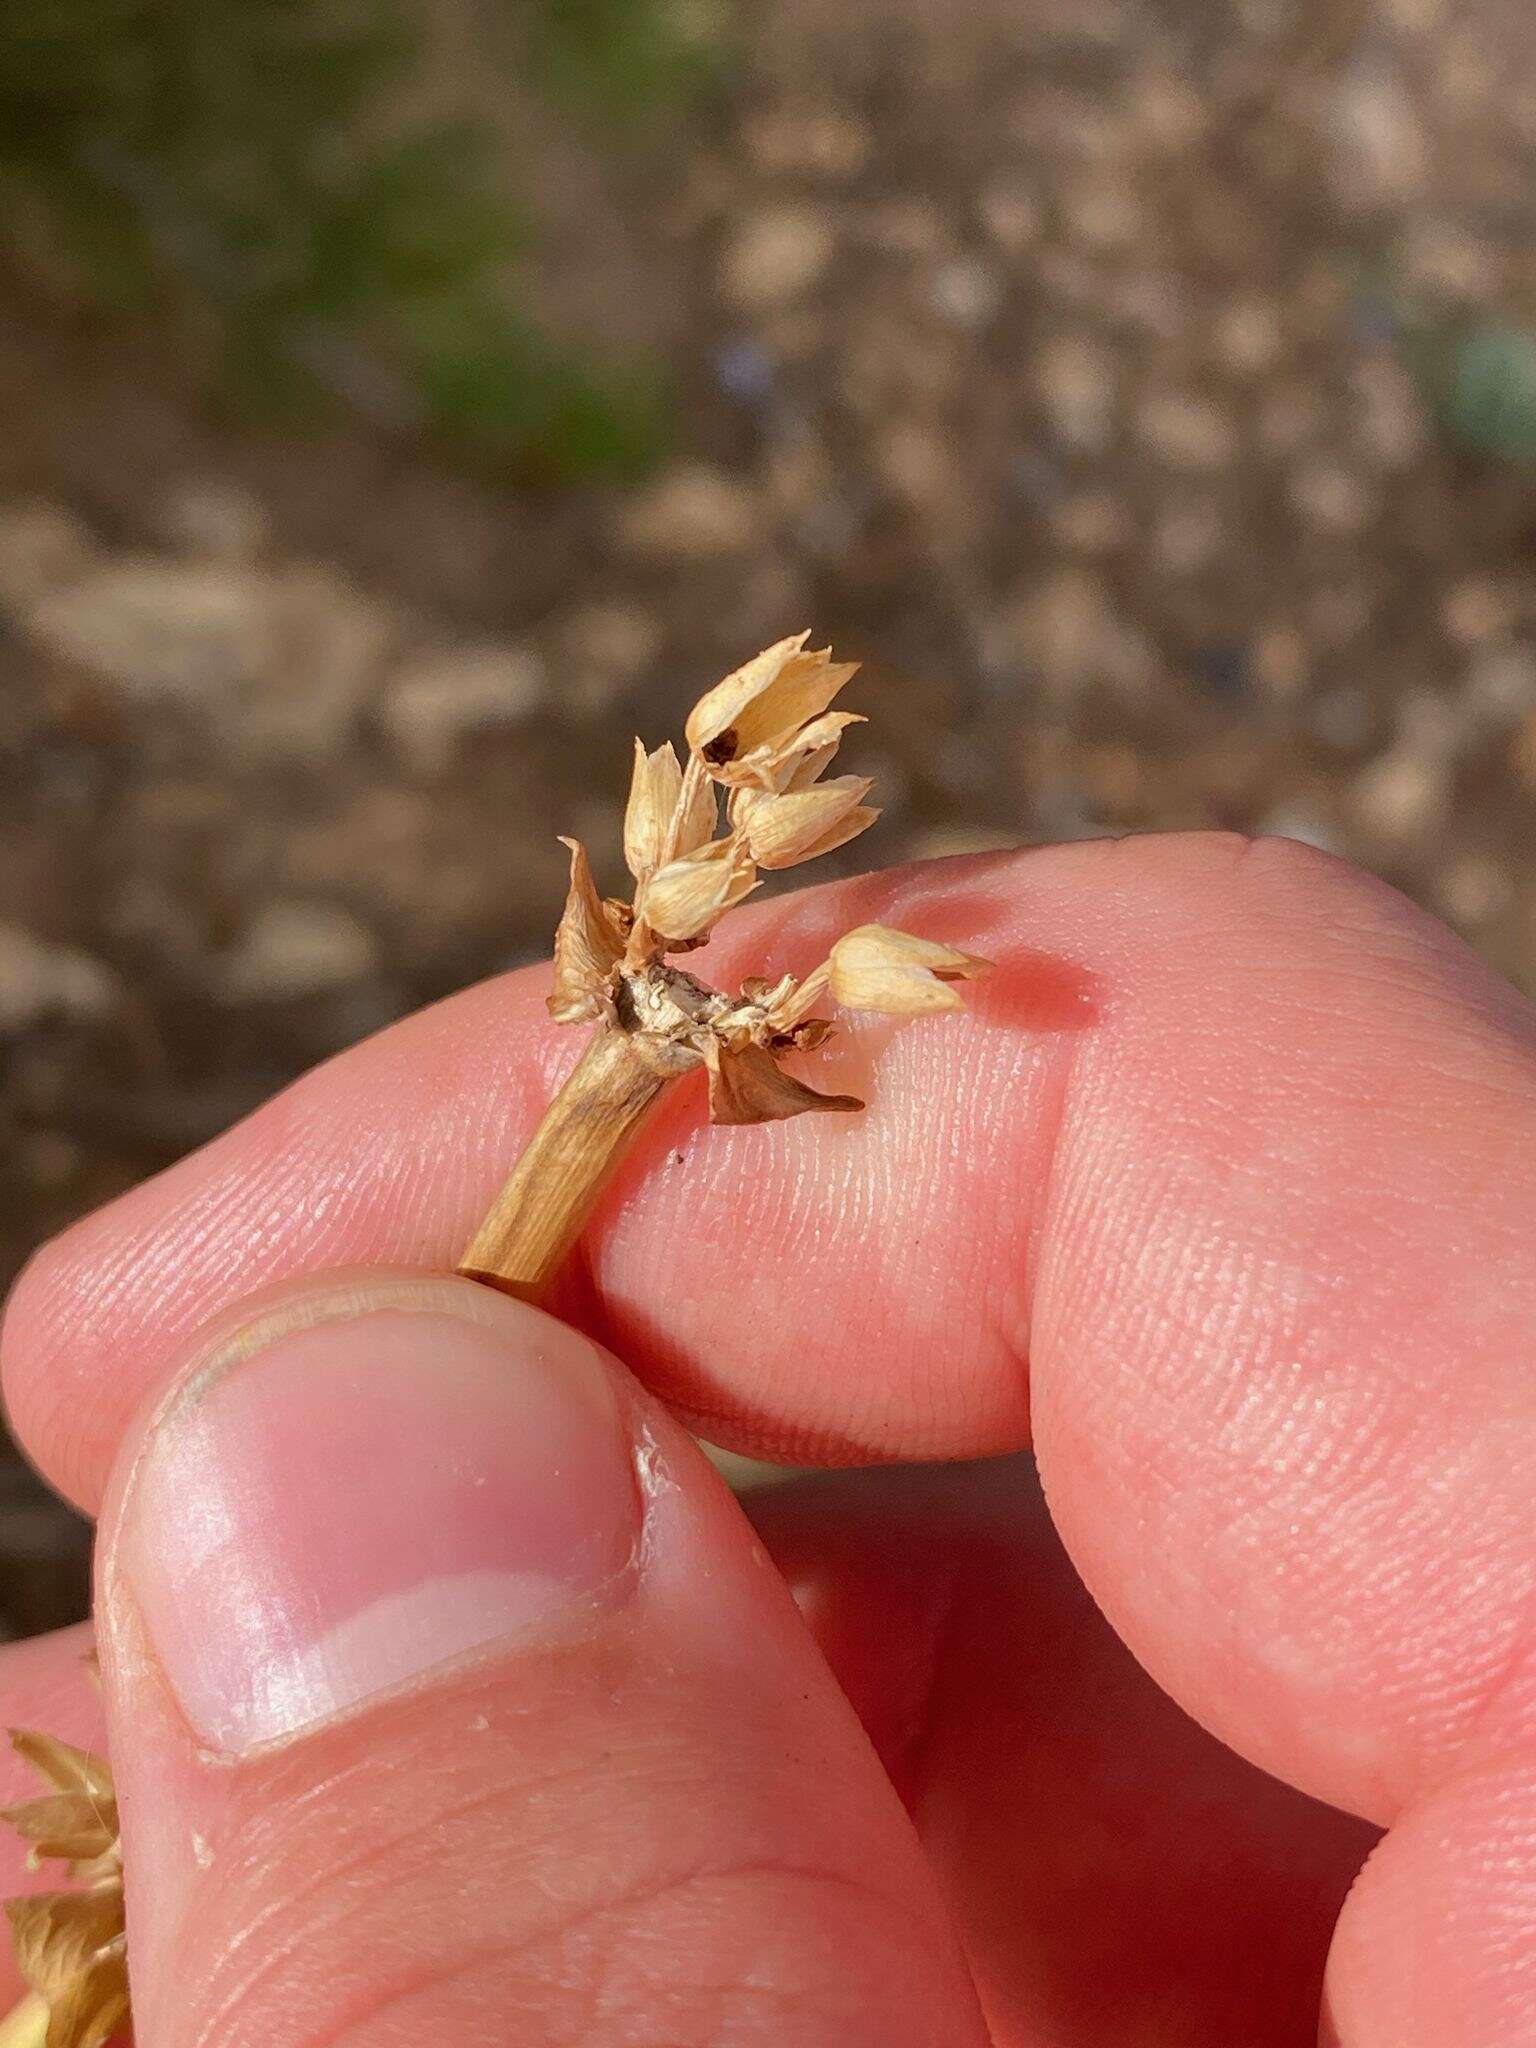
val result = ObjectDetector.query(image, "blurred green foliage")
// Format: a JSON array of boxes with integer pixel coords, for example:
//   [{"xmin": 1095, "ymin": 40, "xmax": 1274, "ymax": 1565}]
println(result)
[
  {"xmin": 0, "ymin": 0, "xmax": 715, "ymax": 478},
  {"xmin": 1435, "ymin": 322, "xmax": 1536, "ymax": 466},
  {"xmin": 1384, "ymin": 283, "xmax": 1536, "ymax": 468},
  {"xmin": 526, "ymin": 0, "xmax": 722, "ymax": 120}
]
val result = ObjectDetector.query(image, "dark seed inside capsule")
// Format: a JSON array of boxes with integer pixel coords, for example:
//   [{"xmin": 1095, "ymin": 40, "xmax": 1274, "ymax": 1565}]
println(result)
[{"xmin": 702, "ymin": 728, "xmax": 739, "ymax": 765}]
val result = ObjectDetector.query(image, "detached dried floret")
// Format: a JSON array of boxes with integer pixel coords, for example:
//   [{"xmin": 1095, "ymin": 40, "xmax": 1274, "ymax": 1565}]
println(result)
[
  {"xmin": 827, "ymin": 925, "xmax": 991, "ymax": 1014},
  {"xmin": 1, "ymin": 1731, "xmax": 127, "ymax": 2048},
  {"xmin": 460, "ymin": 630, "xmax": 993, "ymax": 1297}
]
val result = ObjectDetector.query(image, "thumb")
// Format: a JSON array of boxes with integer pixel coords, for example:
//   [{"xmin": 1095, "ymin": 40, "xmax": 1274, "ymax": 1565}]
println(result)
[{"xmin": 94, "ymin": 1273, "xmax": 982, "ymax": 2048}]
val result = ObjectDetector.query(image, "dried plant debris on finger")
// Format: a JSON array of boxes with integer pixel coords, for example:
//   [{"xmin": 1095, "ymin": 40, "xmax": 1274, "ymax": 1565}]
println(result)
[{"xmin": 1, "ymin": 1726, "xmax": 127, "ymax": 2048}]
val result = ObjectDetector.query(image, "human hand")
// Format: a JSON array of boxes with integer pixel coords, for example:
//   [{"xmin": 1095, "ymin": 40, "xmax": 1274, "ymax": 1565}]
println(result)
[{"xmin": 1, "ymin": 834, "xmax": 1532, "ymax": 2046}]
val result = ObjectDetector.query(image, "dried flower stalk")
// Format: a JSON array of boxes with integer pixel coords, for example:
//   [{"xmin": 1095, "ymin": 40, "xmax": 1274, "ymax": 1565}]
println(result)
[
  {"xmin": 2, "ymin": 634, "xmax": 990, "ymax": 2037},
  {"xmin": 458, "ymin": 631, "xmax": 990, "ymax": 1296}
]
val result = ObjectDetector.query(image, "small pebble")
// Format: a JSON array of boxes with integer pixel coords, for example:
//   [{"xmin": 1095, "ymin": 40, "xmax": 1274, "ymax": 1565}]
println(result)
[
  {"xmin": 1151, "ymin": 500, "xmax": 1226, "ymax": 577},
  {"xmin": 1138, "ymin": 392, "xmax": 1238, "ymax": 471},
  {"xmin": 1352, "ymin": 746, "xmax": 1452, "ymax": 841},
  {"xmin": 977, "ymin": 179, "xmax": 1043, "ymax": 253},
  {"xmin": 713, "ymin": 337, "xmax": 778, "ymax": 406},
  {"xmin": 741, "ymin": 106, "xmax": 872, "ymax": 180},
  {"xmin": 218, "ymin": 902, "xmax": 380, "ymax": 1003},
  {"xmin": 1214, "ymin": 298, "xmax": 1285, "ymax": 376},
  {"xmin": 929, "ymin": 258, "xmax": 1002, "ymax": 329},
  {"xmin": 24, "ymin": 560, "xmax": 271, "ymax": 704},
  {"xmin": 1436, "ymin": 854, "xmax": 1511, "ymax": 926},
  {"xmin": 156, "ymin": 478, "xmax": 270, "ymax": 562},
  {"xmin": 0, "ymin": 924, "xmax": 117, "ymax": 1033},
  {"xmin": 1253, "ymin": 628, "xmax": 1310, "ymax": 703},
  {"xmin": 1352, "ymin": 356, "xmax": 1426, "ymax": 469},
  {"xmin": 1036, "ymin": 335, "xmax": 1119, "ymax": 453},
  {"xmin": 1400, "ymin": 222, "xmax": 1500, "ymax": 301},
  {"xmin": 1061, "ymin": 173, "xmax": 1142, "ymax": 250},
  {"xmin": 1442, "ymin": 576, "xmax": 1518, "ymax": 647},
  {"xmin": 865, "ymin": 198, "xmax": 947, "ymax": 257},
  {"xmin": 1290, "ymin": 463, "xmax": 1375, "ymax": 534},
  {"xmin": 379, "ymin": 643, "xmax": 546, "ymax": 779},
  {"xmin": 1053, "ymin": 491, "xmax": 1129, "ymax": 555},
  {"xmin": 618, "ymin": 467, "xmax": 761, "ymax": 560},
  {"xmin": 1329, "ymin": 67, "xmax": 1429, "ymax": 209},
  {"xmin": 721, "ymin": 206, "xmax": 835, "ymax": 311},
  {"xmin": 1307, "ymin": 686, "xmax": 1376, "ymax": 751},
  {"xmin": 0, "ymin": 500, "xmax": 96, "ymax": 610},
  {"xmin": 1465, "ymin": 643, "xmax": 1536, "ymax": 723}
]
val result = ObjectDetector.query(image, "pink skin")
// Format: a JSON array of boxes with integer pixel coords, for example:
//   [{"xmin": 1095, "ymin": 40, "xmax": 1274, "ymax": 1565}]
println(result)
[
  {"xmin": 91, "ymin": 1279, "xmax": 984, "ymax": 2047},
  {"xmin": 0, "ymin": 833, "xmax": 1532, "ymax": 2043}
]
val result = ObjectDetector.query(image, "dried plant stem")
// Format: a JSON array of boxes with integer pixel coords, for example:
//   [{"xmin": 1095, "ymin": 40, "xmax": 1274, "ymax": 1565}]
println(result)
[
  {"xmin": 0, "ymin": 1993, "xmax": 47, "ymax": 2048},
  {"xmin": 458, "ymin": 1027, "xmax": 678, "ymax": 1300}
]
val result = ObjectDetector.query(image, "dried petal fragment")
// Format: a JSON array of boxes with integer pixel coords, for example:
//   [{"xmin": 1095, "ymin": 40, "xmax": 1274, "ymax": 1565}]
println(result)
[
  {"xmin": 637, "ymin": 839, "xmax": 758, "ymax": 943},
  {"xmin": 829, "ymin": 924, "xmax": 991, "ymax": 1014},
  {"xmin": 1, "ymin": 1796, "xmax": 116, "ymax": 1867},
  {"xmin": 760, "ymin": 963, "xmax": 831, "ymax": 1035},
  {"xmin": 3, "ymin": 1731, "xmax": 126, "ymax": 2048},
  {"xmin": 40, "ymin": 1953, "xmax": 128, "ymax": 2048},
  {"xmin": 623, "ymin": 740, "xmax": 683, "ymax": 882},
  {"xmin": 675, "ymin": 756, "xmax": 719, "ymax": 860},
  {"xmin": 549, "ymin": 838, "xmax": 624, "ymax": 1024},
  {"xmin": 5, "ymin": 1741, "xmax": 109, "ymax": 1807},
  {"xmin": 685, "ymin": 634, "xmax": 860, "ymax": 780},
  {"xmin": 705, "ymin": 1040, "xmax": 862, "ymax": 1124},
  {"xmin": 779, "ymin": 711, "xmax": 866, "ymax": 791},
  {"xmin": 737, "ymin": 778, "xmax": 878, "ymax": 870},
  {"xmin": 6, "ymin": 1895, "xmax": 121, "ymax": 2007}
]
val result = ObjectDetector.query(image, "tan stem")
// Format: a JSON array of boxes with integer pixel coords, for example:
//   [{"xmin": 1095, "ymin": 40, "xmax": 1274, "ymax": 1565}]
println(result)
[
  {"xmin": 457, "ymin": 1029, "xmax": 675, "ymax": 1300},
  {"xmin": 0, "ymin": 1993, "xmax": 48, "ymax": 2048}
]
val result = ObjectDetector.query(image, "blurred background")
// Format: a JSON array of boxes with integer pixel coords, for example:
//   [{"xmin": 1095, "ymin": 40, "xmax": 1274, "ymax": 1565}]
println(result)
[{"xmin": 2, "ymin": 0, "xmax": 1536, "ymax": 1633}]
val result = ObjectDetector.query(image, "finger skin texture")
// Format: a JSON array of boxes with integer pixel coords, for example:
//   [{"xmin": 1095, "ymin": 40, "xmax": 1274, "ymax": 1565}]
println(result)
[
  {"xmin": 94, "ymin": 1274, "xmax": 985, "ymax": 2048},
  {"xmin": 1321, "ymin": 1750, "xmax": 1536, "ymax": 2048},
  {"xmin": 748, "ymin": 1463, "xmax": 1380, "ymax": 2048},
  {"xmin": 10, "ymin": 836, "xmax": 1536, "ymax": 1817},
  {"xmin": 8, "ymin": 833, "xmax": 1536, "ymax": 2044}
]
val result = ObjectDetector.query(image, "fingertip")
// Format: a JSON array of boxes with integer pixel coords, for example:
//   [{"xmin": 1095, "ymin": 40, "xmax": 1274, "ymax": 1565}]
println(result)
[
  {"xmin": 1, "ymin": 1225, "xmax": 104, "ymax": 1512},
  {"xmin": 1322, "ymin": 1752, "xmax": 1536, "ymax": 2045},
  {"xmin": 94, "ymin": 1270, "xmax": 982, "ymax": 2047}
]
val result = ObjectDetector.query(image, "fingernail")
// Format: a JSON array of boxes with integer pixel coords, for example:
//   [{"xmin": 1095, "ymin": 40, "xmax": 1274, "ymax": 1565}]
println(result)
[{"xmin": 107, "ymin": 1280, "xmax": 640, "ymax": 1753}]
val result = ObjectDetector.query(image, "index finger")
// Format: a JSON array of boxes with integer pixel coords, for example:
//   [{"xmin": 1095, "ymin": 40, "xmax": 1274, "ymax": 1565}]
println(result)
[{"xmin": 6, "ymin": 833, "xmax": 1536, "ymax": 1829}]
